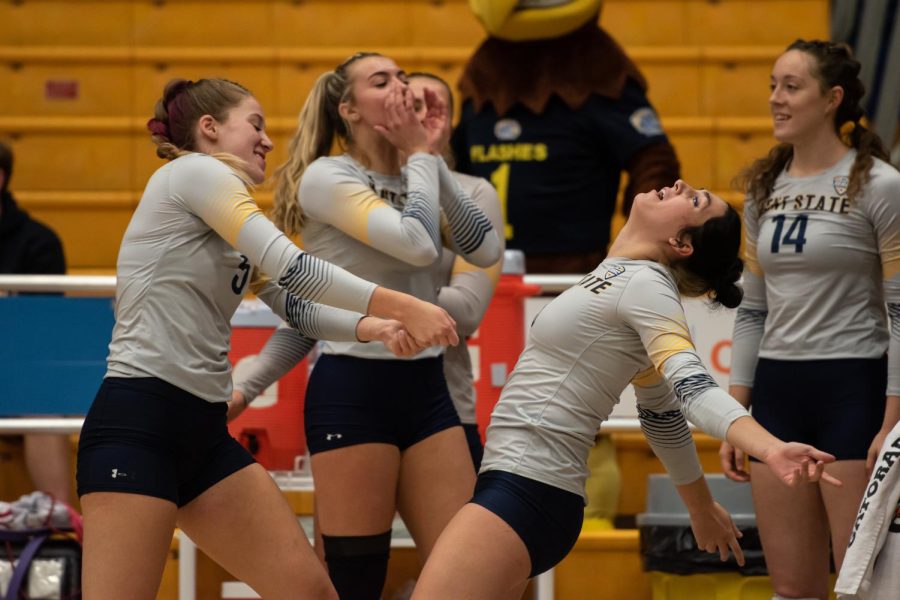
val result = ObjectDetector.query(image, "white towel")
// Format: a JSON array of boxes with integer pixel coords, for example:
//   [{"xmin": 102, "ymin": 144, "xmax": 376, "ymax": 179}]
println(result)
[{"xmin": 835, "ymin": 421, "xmax": 900, "ymax": 599}]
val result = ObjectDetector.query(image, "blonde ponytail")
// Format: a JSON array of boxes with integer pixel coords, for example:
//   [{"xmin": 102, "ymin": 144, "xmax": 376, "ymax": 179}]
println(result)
[{"xmin": 272, "ymin": 72, "xmax": 347, "ymax": 235}]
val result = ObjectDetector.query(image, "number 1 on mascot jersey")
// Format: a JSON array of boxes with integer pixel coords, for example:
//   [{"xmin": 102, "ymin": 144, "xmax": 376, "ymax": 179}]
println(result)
[{"xmin": 489, "ymin": 162, "xmax": 514, "ymax": 239}]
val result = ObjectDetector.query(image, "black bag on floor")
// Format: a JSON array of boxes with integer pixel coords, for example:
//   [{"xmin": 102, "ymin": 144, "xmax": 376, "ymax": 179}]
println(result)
[
  {"xmin": 639, "ymin": 524, "xmax": 767, "ymax": 575},
  {"xmin": 637, "ymin": 475, "xmax": 767, "ymax": 576},
  {"xmin": 0, "ymin": 528, "xmax": 81, "ymax": 600}
]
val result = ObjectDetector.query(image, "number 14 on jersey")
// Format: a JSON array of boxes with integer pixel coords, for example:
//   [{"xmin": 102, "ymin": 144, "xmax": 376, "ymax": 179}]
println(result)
[{"xmin": 771, "ymin": 214, "xmax": 808, "ymax": 253}]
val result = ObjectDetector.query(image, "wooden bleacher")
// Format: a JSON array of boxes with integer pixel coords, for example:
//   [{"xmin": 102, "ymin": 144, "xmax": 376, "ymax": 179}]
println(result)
[{"xmin": 0, "ymin": 0, "xmax": 828, "ymax": 272}]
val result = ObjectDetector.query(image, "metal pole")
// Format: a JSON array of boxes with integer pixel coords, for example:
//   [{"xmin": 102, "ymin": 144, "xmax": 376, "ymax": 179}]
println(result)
[
  {"xmin": 0, "ymin": 418, "xmax": 85, "ymax": 434},
  {"xmin": 0, "ymin": 275, "xmax": 116, "ymax": 293},
  {"xmin": 523, "ymin": 274, "xmax": 579, "ymax": 293},
  {"xmin": 0, "ymin": 274, "xmax": 577, "ymax": 295}
]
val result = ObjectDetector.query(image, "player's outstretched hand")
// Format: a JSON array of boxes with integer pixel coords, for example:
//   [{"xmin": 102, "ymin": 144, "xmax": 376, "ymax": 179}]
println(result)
[{"xmin": 761, "ymin": 442, "xmax": 842, "ymax": 487}]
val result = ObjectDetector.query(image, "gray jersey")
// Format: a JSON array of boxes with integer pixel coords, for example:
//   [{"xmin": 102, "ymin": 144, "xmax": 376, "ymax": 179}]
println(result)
[
  {"xmin": 437, "ymin": 173, "xmax": 505, "ymax": 424},
  {"xmin": 107, "ymin": 153, "xmax": 376, "ymax": 402},
  {"xmin": 299, "ymin": 152, "xmax": 501, "ymax": 359},
  {"xmin": 233, "ymin": 172, "xmax": 505, "ymax": 417},
  {"xmin": 731, "ymin": 151, "xmax": 900, "ymax": 395},
  {"xmin": 481, "ymin": 259, "xmax": 749, "ymax": 501}
]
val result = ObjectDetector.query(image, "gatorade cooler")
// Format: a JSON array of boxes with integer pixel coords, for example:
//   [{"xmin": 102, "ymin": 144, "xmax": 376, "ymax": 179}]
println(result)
[
  {"xmin": 471, "ymin": 249, "xmax": 541, "ymax": 439},
  {"xmin": 227, "ymin": 301, "xmax": 309, "ymax": 471}
]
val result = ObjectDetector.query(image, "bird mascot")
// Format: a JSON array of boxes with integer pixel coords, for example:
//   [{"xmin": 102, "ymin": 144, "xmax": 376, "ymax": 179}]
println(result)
[{"xmin": 452, "ymin": 0, "xmax": 681, "ymax": 275}]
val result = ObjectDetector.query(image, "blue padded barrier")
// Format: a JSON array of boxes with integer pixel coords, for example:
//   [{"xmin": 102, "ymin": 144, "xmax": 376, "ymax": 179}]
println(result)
[{"xmin": 0, "ymin": 296, "xmax": 115, "ymax": 416}]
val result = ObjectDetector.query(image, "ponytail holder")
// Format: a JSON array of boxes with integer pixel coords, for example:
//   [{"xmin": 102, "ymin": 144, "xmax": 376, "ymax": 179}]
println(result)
[
  {"xmin": 164, "ymin": 80, "xmax": 193, "ymax": 146},
  {"xmin": 146, "ymin": 118, "xmax": 170, "ymax": 139},
  {"xmin": 164, "ymin": 79, "xmax": 193, "ymax": 107},
  {"xmin": 838, "ymin": 119, "xmax": 857, "ymax": 140}
]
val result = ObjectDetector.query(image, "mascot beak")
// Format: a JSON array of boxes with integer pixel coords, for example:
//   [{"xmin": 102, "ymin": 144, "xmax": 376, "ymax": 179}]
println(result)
[
  {"xmin": 469, "ymin": 0, "xmax": 520, "ymax": 34},
  {"xmin": 469, "ymin": 0, "xmax": 602, "ymax": 41}
]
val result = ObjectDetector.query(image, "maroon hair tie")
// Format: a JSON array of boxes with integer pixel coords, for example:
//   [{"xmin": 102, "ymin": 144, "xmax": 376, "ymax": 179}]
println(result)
[
  {"xmin": 164, "ymin": 80, "xmax": 192, "ymax": 104},
  {"xmin": 146, "ymin": 118, "xmax": 170, "ymax": 139},
  {"xmin": 164, "ymin": 80, "xmax": 193, "ymax": 147}
]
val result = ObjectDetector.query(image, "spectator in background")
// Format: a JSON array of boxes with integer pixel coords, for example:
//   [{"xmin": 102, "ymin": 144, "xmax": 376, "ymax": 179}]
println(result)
[{"xmin": 0, "ymin": 140, "xmax": 73, "ymax": 505}]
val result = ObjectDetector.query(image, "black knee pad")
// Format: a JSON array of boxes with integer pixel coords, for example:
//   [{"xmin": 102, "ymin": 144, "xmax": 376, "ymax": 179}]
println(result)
[{"xmin": 322, "ymin": 530, "xmax": 392, "ymax": 600}]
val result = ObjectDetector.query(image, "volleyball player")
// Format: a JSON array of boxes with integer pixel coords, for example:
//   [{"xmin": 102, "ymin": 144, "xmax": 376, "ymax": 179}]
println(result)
[
  {"xmin": 269, "ymin": 54, "xmax": 502, "ymax": 598},
  {"xmin": 230, "ymin": 71, "xmax": 504, "ymax": 474},
  {"xmin": 75, "ymin": 78, "xmax": 456, "ymax": 600},
  {"xmin": 412, "ymin": 179, "xmax": 843, "ymax": 600},
  {"xmin": 722, "ymin": 40, "xmax": 900, "ymax": 600}
]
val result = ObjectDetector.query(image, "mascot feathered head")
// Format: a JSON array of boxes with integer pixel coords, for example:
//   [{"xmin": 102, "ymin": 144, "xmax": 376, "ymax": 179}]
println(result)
[
  {"xmin": 470, "ymin": 0, "xmax": 603, "ymax": 41},
  {"xmin": 460, "ymin": 0, "xmax": 644, "ymax": 116}
]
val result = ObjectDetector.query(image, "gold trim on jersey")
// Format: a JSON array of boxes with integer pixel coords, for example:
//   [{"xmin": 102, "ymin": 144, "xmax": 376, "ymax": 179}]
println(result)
[
  {"xmin": 647, "ymin": 331, "xmax": 694, "ymax": 373},
  {"xmin": 632, "ymin": 367, "xmax": 663, "ymax": 387},
  {"xmin": 883, "ymin": 254, "xmax": 900, "ymax": 279},
  {"xmin": 208, "ymin": 181, "xmax": 260, "ymax": 247},
  {"xmin": 451, "ymin": 254, "xmax": 503, "ymax": 284},
  {"xmin": 328, "ymin": 183, "xmax": 388, "ymax": 244}
]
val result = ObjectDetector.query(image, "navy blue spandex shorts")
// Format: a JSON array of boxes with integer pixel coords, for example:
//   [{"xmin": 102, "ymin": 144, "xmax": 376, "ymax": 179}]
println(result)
[
  {"xmin": 304, "ymin": 354, "xmax": 461, "ymax": 455},
  {"xmin": 462, "ymin": 423, "xmax": 484, "ymax": 471},
  {"xmin": 749, "ymin": 356, "xmax": 887, "ymax": 462},
  {"xmin": 470, "ymin": 470, "xmax": 585, "ymax": 577},
  {"xmin": 77, "ymin": 377, "xmax": 255, "ymax": 506}
]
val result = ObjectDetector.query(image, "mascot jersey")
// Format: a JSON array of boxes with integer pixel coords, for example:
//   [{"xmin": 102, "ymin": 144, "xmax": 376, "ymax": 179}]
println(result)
[{"xmin": 452, "ymin": 79, "xmax": 667, "ymax": 255}]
